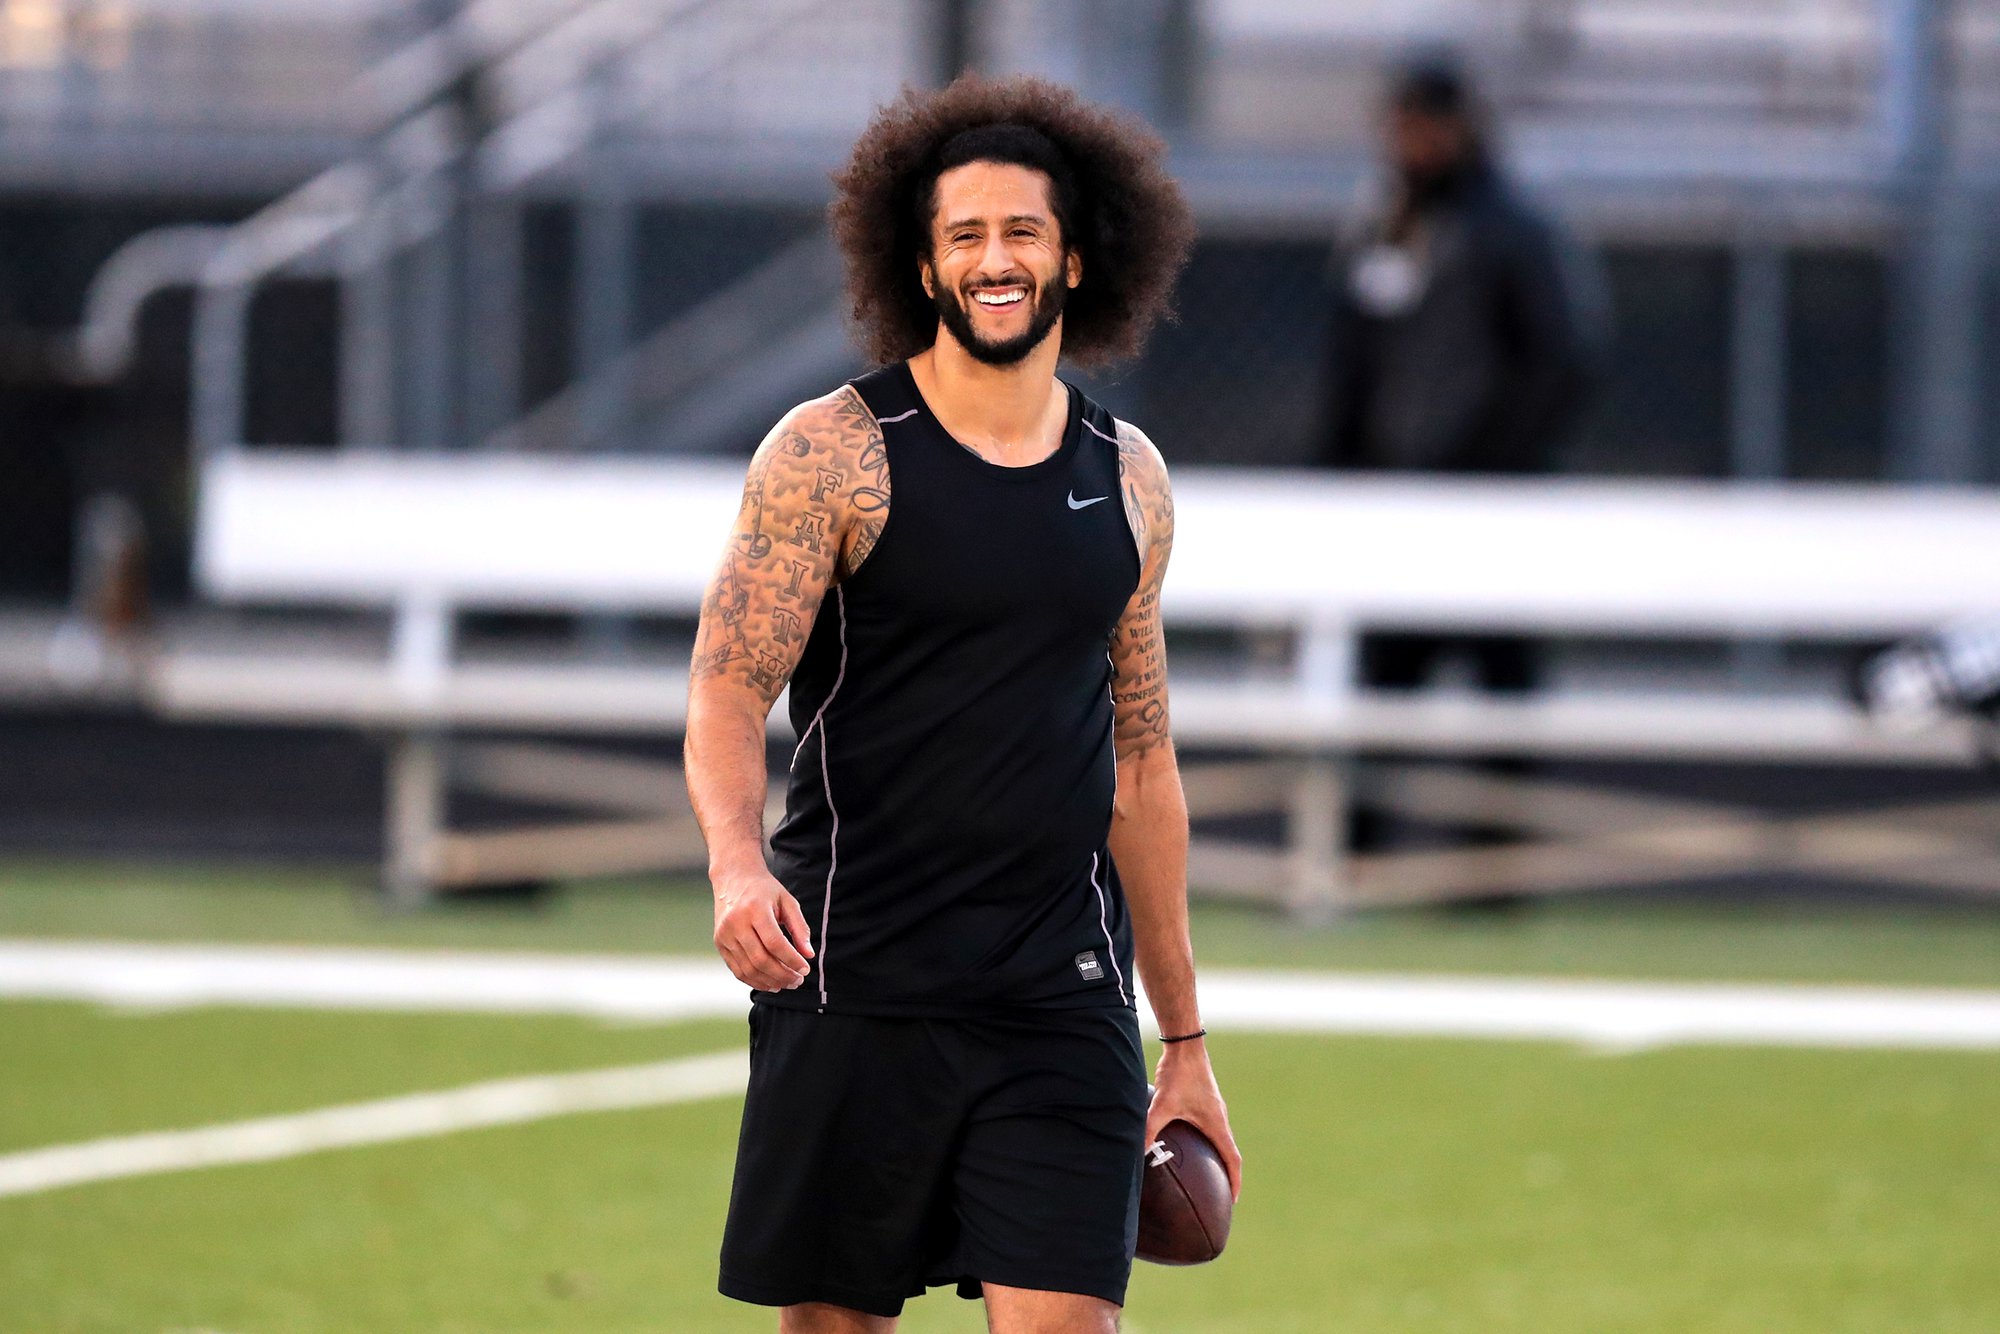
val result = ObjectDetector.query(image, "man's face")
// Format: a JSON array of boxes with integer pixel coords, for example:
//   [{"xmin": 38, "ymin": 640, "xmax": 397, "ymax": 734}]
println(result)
[
  {"xmin": 1387, "ymin": 106, "xmax": 1470, "ymax": 183},
  {"xmin": 922, "ymin": 160, "xmax": 1082, "ymax": 366}
]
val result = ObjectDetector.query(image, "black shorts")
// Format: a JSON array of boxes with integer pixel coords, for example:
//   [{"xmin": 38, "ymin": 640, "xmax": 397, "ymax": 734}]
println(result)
[{"xmin": 718, "ymin": 1002, "xmax": 1148, "ymax": 1318}]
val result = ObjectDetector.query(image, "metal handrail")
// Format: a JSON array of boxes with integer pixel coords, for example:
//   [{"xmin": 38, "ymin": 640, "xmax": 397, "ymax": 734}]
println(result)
[
  {"xmin": 483, "ymin": 232, "xmax": 840, "ymax": 453},
  {"xmin": 68, "ymin": 0, "xmax": 702, "ymax": 461},
  {"xmin": 69, "ymin": 0, "xmax": 679, "ymax": 365},
  {"xmin": 476, "ymin": 0, "xmax": 738, "ymax": 192}
]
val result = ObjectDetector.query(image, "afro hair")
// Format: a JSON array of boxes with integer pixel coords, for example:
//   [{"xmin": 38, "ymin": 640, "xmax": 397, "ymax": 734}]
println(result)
[{"xmin": 829, "ymin": 74, "xmax": 1196, "ymax": 369}]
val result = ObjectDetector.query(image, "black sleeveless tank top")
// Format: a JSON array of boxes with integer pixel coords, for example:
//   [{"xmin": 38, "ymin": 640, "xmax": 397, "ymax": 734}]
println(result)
[{"xmin": 763, "ymin": 361, "xmax": 1143, "ymax": 1016}]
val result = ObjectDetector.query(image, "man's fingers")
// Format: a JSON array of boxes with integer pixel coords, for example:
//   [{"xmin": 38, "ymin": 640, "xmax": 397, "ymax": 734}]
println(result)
[
  {"xmin": 777, "ymin": 893, "xmax": 816, "ymax": 959},
  {"xmin": 1153, "ymin": 1105, "xmax": 1244, "ymax": 1203},
  {"xmin": 1185, "ymin": 1117, "xmax": 1243, "ymax": 1203},
  {"xmin": 712, "ymin": 886, "xmax": 812, "ymax": 989},
  {"xmin": 1209, "ymin": 1124, "xmax": 1245, "ymax": 1202},
  {"xmin": 714, "ymin": 939, "xmax": 766, "ymax": 991},
  {"xmin": 748, "ymin": 910, "xmax": 811, "ymax": 980},
  {"xmin": 1174, "ymin": 1107, "xmax": 1242, "ymax": 1196},
  {"xmin": 717, "ymin": 927, "xmax": 802, "ymax": 992}
]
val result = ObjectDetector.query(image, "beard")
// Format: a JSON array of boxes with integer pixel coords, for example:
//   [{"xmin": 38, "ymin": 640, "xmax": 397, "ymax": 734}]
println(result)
[{"xmin": 933, "ymin": 272, "xmax": 1068, "ymax": 366}]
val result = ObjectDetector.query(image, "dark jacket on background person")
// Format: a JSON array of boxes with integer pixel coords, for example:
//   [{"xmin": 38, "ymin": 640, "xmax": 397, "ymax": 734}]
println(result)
[{"xmin": 1322, "ymin": 161, "xmax": 1606, "ymax": 476}]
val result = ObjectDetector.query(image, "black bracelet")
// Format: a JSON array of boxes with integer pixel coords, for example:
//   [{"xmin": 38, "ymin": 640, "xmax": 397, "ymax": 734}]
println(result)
[{"xmin": 1158, "ymin": 1028, "xmax": 1207, "ymax": 1044}]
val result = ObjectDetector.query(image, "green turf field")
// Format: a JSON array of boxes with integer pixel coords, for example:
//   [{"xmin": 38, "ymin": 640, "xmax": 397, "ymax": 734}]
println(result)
[
  {"xmin": 7, "ymin": 858, "xmax": 2000, "ymax": 987},
  {"xmin": 3, "ymin": 860, "xmax": 1999, "ymax": 1332},
  {"xmin": 2, "ymin": 1002, "xmax": 1996, "ymax": 1333}
]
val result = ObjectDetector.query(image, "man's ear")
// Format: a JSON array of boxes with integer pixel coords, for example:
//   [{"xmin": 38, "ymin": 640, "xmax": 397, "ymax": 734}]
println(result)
[
  {"xmin": 920, "ymin": 259, "xmax": 935, "ymax": 299},
  {"xmin": 1066, "ymin": 249, "xmax": 1082, "ymax": 289}
]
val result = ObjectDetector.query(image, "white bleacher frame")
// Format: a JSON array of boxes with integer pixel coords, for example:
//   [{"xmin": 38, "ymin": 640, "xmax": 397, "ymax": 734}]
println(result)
[{"xmin": 149, "ymin": 450, "xmax": 1999, "ymax": 914}]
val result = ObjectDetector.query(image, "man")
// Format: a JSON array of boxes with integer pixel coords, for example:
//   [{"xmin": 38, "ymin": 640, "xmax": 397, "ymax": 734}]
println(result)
[
  {"xmin": 1324, "ymin": 57, "xmax": 1605, "ymax": 701},
  {"xmin": 686, "ymin": 75, "xmax": 1241, "ymax": 1333}
]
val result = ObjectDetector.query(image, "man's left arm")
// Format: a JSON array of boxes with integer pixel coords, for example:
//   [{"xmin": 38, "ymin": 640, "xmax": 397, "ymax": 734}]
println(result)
[{"xmin": 1108, "ymin": 421, "xmax": 1243, "ymax": 1201}]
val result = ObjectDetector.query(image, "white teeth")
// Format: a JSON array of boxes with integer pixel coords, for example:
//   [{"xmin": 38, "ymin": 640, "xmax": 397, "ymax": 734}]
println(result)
[{"xmin": 974, "ymin": 290, "xmax": 1025, "ymax": 306}]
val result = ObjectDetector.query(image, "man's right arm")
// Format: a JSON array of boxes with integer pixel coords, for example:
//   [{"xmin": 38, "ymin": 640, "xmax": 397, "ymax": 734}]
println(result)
[{"xmin": 685, "ymin": 388, "xmax": 885, "ymax": 992}]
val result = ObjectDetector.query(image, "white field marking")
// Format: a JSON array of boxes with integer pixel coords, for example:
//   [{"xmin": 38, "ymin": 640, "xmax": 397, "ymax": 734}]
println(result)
[
  {"xmin": 0, "ymin": 940, "xmax": 745, "ymax": 1021},
  {"xmin": 1191, "ymin": 971, "xmax": 2000, "ymax": 1053},
  {"xmin": 0, "ymin": 1048, "xmax": 747, "ymax": 1200},
  {"xmin": 4, "ymin": 939, "xmax": 2000, "ymax": 1052}
]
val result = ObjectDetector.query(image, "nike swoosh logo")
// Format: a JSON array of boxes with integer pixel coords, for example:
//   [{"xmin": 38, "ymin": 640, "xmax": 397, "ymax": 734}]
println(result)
[{"xmin": 1068, "ymin": 492, "xmax": 1109, "ymax": 510}]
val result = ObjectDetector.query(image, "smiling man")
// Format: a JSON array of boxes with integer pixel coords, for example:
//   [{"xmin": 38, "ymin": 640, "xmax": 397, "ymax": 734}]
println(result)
[{"xmin": 686, "ymin": 75, "xmax": 1239, "ymax": 1334}]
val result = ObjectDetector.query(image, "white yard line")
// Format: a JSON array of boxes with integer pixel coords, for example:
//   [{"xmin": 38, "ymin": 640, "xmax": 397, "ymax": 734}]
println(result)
[
  {"xmin": 4, "ymin": 939, "xmax": 2000, "ymax": 1052},
  {"xmin": 4, "ymin": 941, "xmax": 2000, "ymax": 1202},
  {"xmin": 1195, "ymin": 971, "xmax": 2000, "ymax": 1053},
  {"xmin": 0, "ymin": 1049, "xmax": 748, "ymax": 1200},
  {"xmin": 0, "ymin": 941, "xmax": 741, "ymax": 1021}
]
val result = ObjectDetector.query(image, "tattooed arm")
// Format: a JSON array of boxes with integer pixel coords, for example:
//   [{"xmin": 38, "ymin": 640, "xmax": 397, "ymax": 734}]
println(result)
[
  {"xmin": 685, "ymin": 387, "xmax": 888, "ymax": 992},
  {"xmin": 1106, "ymin": 421, "xmax": 1242, "ymax": 1199}
]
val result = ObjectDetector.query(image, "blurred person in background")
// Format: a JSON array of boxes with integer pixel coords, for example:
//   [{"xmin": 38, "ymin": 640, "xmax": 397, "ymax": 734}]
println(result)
[
  {"xmin": 1325, "ymin": 55, "xmax": 1606, "ymax": 485},
  {"xmin": 1321, "ymin": 56, "xmax": 1607, "ymax": 851}
]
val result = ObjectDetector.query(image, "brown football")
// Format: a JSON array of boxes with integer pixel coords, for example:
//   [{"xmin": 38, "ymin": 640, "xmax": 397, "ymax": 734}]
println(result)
[{"xmin": 1136, "ymin": 1119, "xmax": 1232, "ymax": 1265}]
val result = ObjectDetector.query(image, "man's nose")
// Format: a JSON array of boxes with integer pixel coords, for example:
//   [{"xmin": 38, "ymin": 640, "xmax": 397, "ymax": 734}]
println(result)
[{"xmin": 976, "ymin": 231, "xmax": 1017, "ymax": 279}]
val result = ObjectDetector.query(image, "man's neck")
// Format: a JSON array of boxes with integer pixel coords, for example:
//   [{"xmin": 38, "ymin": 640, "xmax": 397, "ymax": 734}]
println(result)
[{"xmin": 909, "ymin": 331, "xmax": 1068, "ymax": 467}]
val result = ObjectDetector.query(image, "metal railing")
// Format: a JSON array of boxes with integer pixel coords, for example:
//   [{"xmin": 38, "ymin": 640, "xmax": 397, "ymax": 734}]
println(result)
[
  {"xmin": 61, "ymin": 0, "xmax": 1999, "ymax": 483},
  {"xmin": 70, "ymin": 0, "xmax": 700, "ymax": 443},
  {"xmin": 0, "ymin": 0, "xmax": 372, "ymax": 128}
]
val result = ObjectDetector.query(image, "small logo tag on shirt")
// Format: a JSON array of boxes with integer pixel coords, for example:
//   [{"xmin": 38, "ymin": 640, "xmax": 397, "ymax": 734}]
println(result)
[
  {"xmin": 1075, "ymin": 950, "xmax": 1105, "ymax": 981},
  {"xmin": 1067, "ymin": 492, "xmax": 1109, "ymax": 510}
]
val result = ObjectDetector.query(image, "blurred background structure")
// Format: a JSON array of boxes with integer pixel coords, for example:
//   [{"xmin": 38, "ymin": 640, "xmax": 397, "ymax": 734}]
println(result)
[
  {"xmin": 0, "ymin": 0, "xmax": 1996, "ymax": 885},
  {"xmin": 6, "ymin": 1, "xmax": 1997, "ymax": 550},
  {"xmin": 4, "ymin": 10, "xmax": 2000, "ymax": 1329},
  {"xmin": 3, "ymin": 13, "xmax": 2000, "ymax": 1334}
]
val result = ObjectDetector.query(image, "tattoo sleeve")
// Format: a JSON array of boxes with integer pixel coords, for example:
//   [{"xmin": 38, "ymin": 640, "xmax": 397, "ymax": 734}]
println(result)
[
  {"xmin": 1109, "ymin": 421, "xmax": 1176, "ymax": 761},
  {"xmin": 690, "ymin": 387, "xmax": 891, "ymax": 708}
]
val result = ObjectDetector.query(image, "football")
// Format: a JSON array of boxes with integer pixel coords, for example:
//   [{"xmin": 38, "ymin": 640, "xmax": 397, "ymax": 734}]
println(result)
[{"xmin": 1136, "ymin": 1118, "xmax": 1233, "ymax": 1265}]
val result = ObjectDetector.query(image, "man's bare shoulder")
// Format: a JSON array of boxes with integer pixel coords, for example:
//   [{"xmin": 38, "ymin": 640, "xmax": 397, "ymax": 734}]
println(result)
[
  {"xmin": 757, "ymin": 386, "xmax": 883, "ymax": 470},
  {"xmin": 1112, "ymin": 418, "xmax": 1169, "ymax": 482},
  {"xmin": 694, "ymin": 387, "xmax": 892, "ymax": 696},
  {"xmin": 749, "ymin": 386, "xmax": 891, "ymax": 579},
  {"xmin": 1111, "ymin": 418, "xmax": 1173, "ymax": 563}
]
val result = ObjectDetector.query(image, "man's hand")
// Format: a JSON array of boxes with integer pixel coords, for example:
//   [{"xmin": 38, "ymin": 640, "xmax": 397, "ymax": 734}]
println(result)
[
  {"xmin": 712, "ymin": 865, "xmax": 814, "ymax": 992},
  {"xmin": 1146, "ymin": 1041, "xmax": 1242, "ymax": 1202}
]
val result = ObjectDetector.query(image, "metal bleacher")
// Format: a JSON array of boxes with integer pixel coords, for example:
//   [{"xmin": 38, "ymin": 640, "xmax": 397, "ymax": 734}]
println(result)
[
  {"xmin": 36, "ymin": 0, "xmax": 2000, "ymax": 909},
  {"xmin": 0, "ymin": 0, "xmax": 379, "ymax": 193},
  {"xmin": 58, "ymin": 0, "xmax": 1998, "ymax": 464}
]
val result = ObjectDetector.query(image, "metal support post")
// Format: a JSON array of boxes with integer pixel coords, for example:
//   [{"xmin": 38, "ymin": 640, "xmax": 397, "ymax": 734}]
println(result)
[
  {"xmin": 1286, "ymin": 756, "xmax": 1351, "ymax": 923},
  {"xmin": 1894, "ymin": 191, "xmax": 1987, "ymax": 483},
  {"xmin": 466, "ymin": 196, "xmax": 525, "ymax": 447},
  {"xmin": 406, "ymin": 190, "xmax": 459, "ymax": 450},
  {"xmin": 1730, "ymin": 239, "xmax": 1789, "ymax": 483},
  {"xmin": 1729, "ymin": 236, "xmax": 1789, "ymax": 684},
  {"xmin": 933, "ymin": 0, "xmax": 978, "ymax": 83},
  {"xmin": 190, "ymin": 275, "xmax": 252, "ymax": 456},
  {"xmin": 385, "ymin": 731, "xmax": 448, "ymax": 910},
  {"xmin": 340, "ymin": 203, "xmax": 398, "ymax": 447},
  {"xmin": 1157, "ymin": 0, "xmax": 1199, "ymax": 135},
  {"xmin": 572, "ymin": 190, "xmax": 633, "ymax": 451},
  {"xmin": 1076, "ymin": 0, "xmax": 1180, "ymax": 125},
  {"xmin": 572, "ymin": 62, "xmax": 633, "ymax": 452},
  {"xmin": 1882, "ymin": 0, "xmax": 1983, "ymax": 483},
  {"xmin": 406, "ymin": 0, "xmax": 476, "ymax": 450}
]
